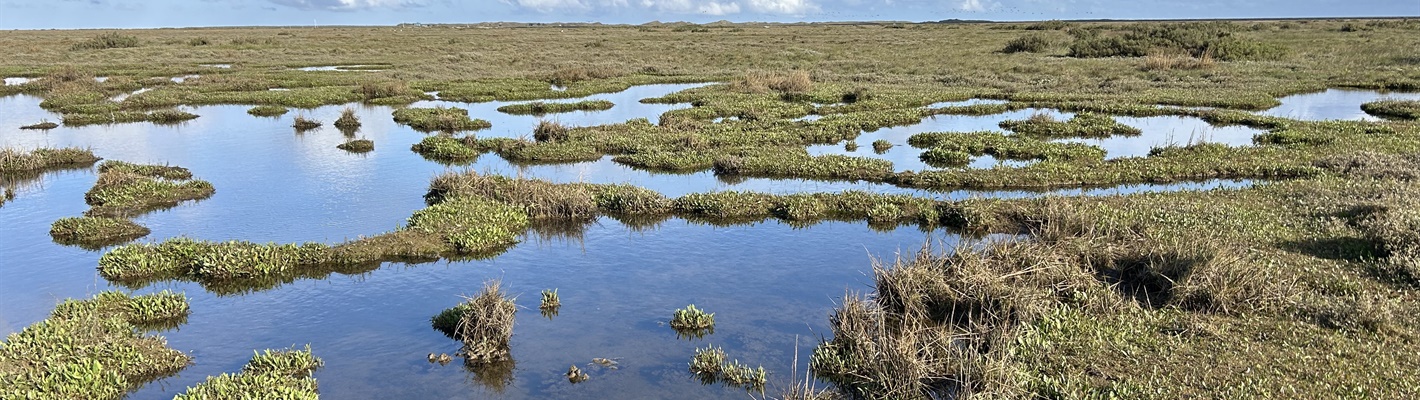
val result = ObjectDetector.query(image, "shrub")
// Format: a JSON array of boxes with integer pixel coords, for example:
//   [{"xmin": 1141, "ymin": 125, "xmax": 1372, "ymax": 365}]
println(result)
[
  {"xmin": 71, "ymin": 33, "xmax": 140, "ymax": 50},
  {"xmin": 1003, "ymin": 33, "xmax": 1052, "ymax": 53}
]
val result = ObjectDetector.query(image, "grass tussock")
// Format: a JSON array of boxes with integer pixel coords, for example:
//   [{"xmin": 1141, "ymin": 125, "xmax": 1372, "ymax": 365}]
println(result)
[
  {"xmin": 670, "ymin": 304, "xmax": 715, "ymax": 331},
  {"xmin": 0, "ymin": 147, "xmax": 100, "ymax": 174},
  {"xmin": 1360, "ymin": 99, "xmax": 1420, "ymax": 120},
  {"xmin": 434, "ymin": 280, "xmax": 517, "ymax": 364},
  {"xmin": 0, "ymin": 291, "xmax": 190, "ymax": 399},
  {"xmin": 71, "ymin": 33, "xmax": 140, "ymax": 50},
  {"xmin": 333, "ymin": 107, "xmax": 361, "ymax": 129},
  {"xmin": 533, "ymin": 120, "xmax": 571, "ymax": 142},
  {"xmin": 998, "ymin": 112, "xmax": 1142, "ymax": 139},
  {"xmin": 548, "ymin": 64, "xmax": 625, "ymax": 86},
  {"xmin": 50, "ymin": 216, "xmax": 151, "ymax": 248},
  {"xmin": 734, "ymin": 70, "xmax": 814, "ymax": 95},
  {"xmin": 247, "ymin": 105, "xmax": 288, "ymax": 117},
  {"xmin": 497, "ymin": 100, "xmax": 614, "ymax": 115},
  {"xmin": 19, "ymin": 121, "xmax": 59, "ymax": 130},
  {"xmin": 688, "ymin": 345, "xmax": 767, "ymax": 392},
  {"xmin": 337, "ymin": 139, "xmax": 374, "ymax": 153},
  {"xmin": 1002, "ymin": 33, "xmax": 1052, "ymax": 53},
  {"xmin": 1141, "ymin": 49, "xmax": 1216, "ymax": 71},
  {"xmin": 84, "ymin": 161, "xmax": 214, "ymax": 217},
  {"xmin": 540, "ymin": 288, "xmax": 560, "ymax": 310},
  {"xmin": 1068, "ymin": 22, "xmax": 1287, "ymax": 61},
  {"xmin": 292, "ymin": 116, "xmax": 321, "ymax": 131},
  {"xmin": 392, "ymin": 106, "xmax": 491, "ymax": 132},
  {"xmin": 411, "ymin": 135, "xmax": 480, "ymax": 163},
  {"xmin": 174, "ymin": 346, "xmax": 322, "ymax": 400}
]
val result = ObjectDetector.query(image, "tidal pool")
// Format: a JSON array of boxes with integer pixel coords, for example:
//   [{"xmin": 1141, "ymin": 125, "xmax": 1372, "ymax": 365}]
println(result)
[{"xmin": 1261, "ymin": 89, "xmax": 1420, "ymax": 121}]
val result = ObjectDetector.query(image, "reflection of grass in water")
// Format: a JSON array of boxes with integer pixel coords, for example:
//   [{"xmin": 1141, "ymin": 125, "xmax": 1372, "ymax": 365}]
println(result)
[{"xmin": 688, "ymin": 345, "xmax": 766, "ymax": 393}]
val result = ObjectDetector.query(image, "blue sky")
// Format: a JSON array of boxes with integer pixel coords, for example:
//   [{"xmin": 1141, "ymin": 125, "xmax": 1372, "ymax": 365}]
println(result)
[{"xmin": 1, "ymin": 0, "xmax": 1416, "ymax": 29}]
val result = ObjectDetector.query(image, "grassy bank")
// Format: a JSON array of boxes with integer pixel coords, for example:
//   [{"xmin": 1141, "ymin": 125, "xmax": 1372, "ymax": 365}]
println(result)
[{"xmin": 174, "ymin": 346, "xmax": 322, "ymax": 400}]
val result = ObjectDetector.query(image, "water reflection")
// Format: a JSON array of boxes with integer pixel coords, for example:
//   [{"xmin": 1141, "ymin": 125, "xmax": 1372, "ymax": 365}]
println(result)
[{"xmin": 1261, "ymin": 89, "xmax": 1420, "ymax": 121}]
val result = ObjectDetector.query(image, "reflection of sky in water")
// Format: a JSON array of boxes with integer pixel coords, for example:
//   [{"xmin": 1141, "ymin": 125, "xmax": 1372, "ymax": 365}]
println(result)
[
  {"xmin": 1261, "ymin": 89, "xmax": 1420, "ymax": 121},
  {"xmin": 4, "ymin": 77, "xmax": 34, "ymax": 85}
]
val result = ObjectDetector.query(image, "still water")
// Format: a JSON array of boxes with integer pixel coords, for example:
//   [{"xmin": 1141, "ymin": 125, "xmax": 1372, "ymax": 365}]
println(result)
[{"xmin": 1, "ymin": 84, "xmax": 1383, "ymax": 398}]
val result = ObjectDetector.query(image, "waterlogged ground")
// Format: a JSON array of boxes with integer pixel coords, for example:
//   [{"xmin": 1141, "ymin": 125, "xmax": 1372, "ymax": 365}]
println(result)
[{"xmin": 0, "ymin": 84, "xmax": 1402, "ymax": 398}]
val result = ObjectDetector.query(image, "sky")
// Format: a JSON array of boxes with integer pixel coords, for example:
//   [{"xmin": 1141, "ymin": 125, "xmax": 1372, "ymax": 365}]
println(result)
[{"xmin": 0, "ymin": 0, "xmax": 1415, "ymax": 29}]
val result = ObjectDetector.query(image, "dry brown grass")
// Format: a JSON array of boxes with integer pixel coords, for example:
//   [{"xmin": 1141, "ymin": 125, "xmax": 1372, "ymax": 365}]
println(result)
[
  {"xmin": 734, "ymin": 70, "xmax": 813, "ymax": 94},
  {"xmin": 454, "ymin": 280, "xmax": 517, "ymax": 364},
  {"xmin": 1141, "ymin": 49, "xmax": 1216, "ymax": 71}
]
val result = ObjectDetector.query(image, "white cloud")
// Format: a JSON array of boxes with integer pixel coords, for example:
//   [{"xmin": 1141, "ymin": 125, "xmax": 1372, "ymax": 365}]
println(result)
[
  {"xmin": 745, "ymin": 0, "xmax": 818, "ymax": 15},
  {"xmin": 500, "ymin": 0, "xmax": 818, "ymax": 15},
  {"xmin": 956, "ymin": 0, "xmax": 985, "ymax": 11},
  {"xmin": 270, "ymin": 0, "xmax": 424, "ymax": 11}
]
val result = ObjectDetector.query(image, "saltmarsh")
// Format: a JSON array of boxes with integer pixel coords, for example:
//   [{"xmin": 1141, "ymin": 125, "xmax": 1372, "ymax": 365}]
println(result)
[{"xmin": 2, "ymin": 18, "xmax": 1420, "ymax": 399}]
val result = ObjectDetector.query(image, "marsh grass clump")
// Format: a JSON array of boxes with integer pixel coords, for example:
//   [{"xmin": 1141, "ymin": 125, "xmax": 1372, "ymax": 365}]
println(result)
[
  {"xmin": 50, "ymin": 216, "xmax": 151, "ymax": 248},
  {"xmin": 1142, "ymin": 49, "xmax": 1216, "ymax": 71},
  {"xmin": 436, "ymin": 280, "xmax": 517, "ymax": 364},
  {"xmin": 337, "ymin": 139, "xmax": 374, "ymax": 153},
  {"xmin": 292, "ymin": 116, "xmax": 321, "ymax": 131},
  {"xmin": 411, "ymin": 135, "xmax": 480, "ymax": 162},
  {"xmin": 71, "ymin": 32, "xmax": 140, "ymax": 50},
  {"xmin": 355, "ymin": 79, "xmax": 411, "ymax": 101},
  {"xmin": 1002, "ymin": 33, "xmax": 1052, "ymax": 53},
  {"xmin": 533, "ymin": 120, "xmax": 571, "ymax": 142},
  {"xmin": 735, "ymin": 70, "xmax": 813, "ymax": 95},
  {"xmin": 97, "ymin": 238, "xmax": 335, "ymax": 284},
  {"xmin": 688, "ymin": 346, "xmax": 766, "ymax": 391},
  {"xmin": 1068, "ymin": 22, "xmax": 1286, "ymax": 61},
  {"xmin": 393, "ymin": 106, "xmax": 491, "ymax": 132},
  {"xmin": 540, "ymin": 288, "xmax": 561, "ymax": 310},
  {"xmin": 566, "ymin": 365, "xmax": 589, "ymax": 383},
  {"xmin": 84, "ymin": 161, "xmax": 214, "ymax": 217},
  {"xmin": 999, "ymin": 112, "xmax": 1141, "ymax": 139},
  {"xmin": 919, "ymin": 147, "xmax": 972, "ymax": 168},
  {"xmin": 1360, "ymin": 99, "xmax": 1420, "ymax": 120},
  {"xmin": 872, "ymin": 139, "xmax": 893, "ymax": 153},
  {"xmin": 19, "ymin": 121, "xmax": 58, "ymax": 130},
  {"xmin": 174, "ymin": 346, "xmax": 322, "ymax": 400},
  {"xmin": 497, "ymin": 100, "xmax": 614, "ymax": 115},
  {"xmin": 844, "ymin": 141, "xmax": 859, "ymax": 152},
  {"xmin": 333, "ymin": 107, "xmax": 361, "ymax": 129},
  {"xmin": 247, "ymin": 105, "xmax": 288, "ymax": 117},
  {"xmin": 0, "ymin": 291, "xmax": 191, "ymax": 399},
  {"xmin": 147, "ymin": 109, "xmax": 199, "ymax": 124},
  {"xmin": 0, "ymin": 147, "xmax": 100, "ymax": 173},
  {"xmin": 670, "ymin": 304, "xmax": 716, "ymax": 334},
  {"xmin": 407, "ymin": 196, "xmax": 529, "ymax": 253}
]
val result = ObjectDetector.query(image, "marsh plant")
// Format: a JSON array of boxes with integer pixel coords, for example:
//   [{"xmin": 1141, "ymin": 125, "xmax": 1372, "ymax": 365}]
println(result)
[
  {"xmin": 337, "ymin": 139, "xmax": 374, "ymax": 153},
  {"xmin": 333, "ymin": 107, "xmax": 362, "ymax": 129},
  {"xmin": 0, "ymin": 291, "xmax": 191, "ymax": 399},
  {"xmin": 1361, "ymin": 99, "xmax": 1420, "ymax": 120},
  {"xmin": 688, "ymin": 345, "xmax": 767, "ymax": 392},
  {"xmin": 670, "ymin": 304, "xmax": 716, "ymax": 334},
  {"xmin": 292, "ymin": 116, "xmax": 321, "ymax": 131},
  {"xmin": 872, "ymin": 139, "xmax": 893, "ymax": 153},
  {"xmin": 540, "ymin": 288, "xmax": 561, "ymax": 309},
  {"xmin": 432, "ymin": 280, "xmax": 517, "ymax": 364},
  {"xmin": 392, "ymin": 106, "xmax": 491, "ymax": 132},
  {"xmin": 175, "ymin": 346, "xmax": 323, "ymax": 399},
  {"xmin": 247, "ymin": 105, "xmax": 288, "ymax": 117},
  {"xmin": 497, "ymin": 100, "xmax": 614, "ymax": 115},
  {"xmin": 19, "ymin": 120, "xmax": 58, "ymax": 130},
  {"xmin": 566, "ymin": 365, "xmax": 590, "ymax": 384},
  {"xmin": 533, "ymin": 120, "xmax": 571, "ymax": 143},
  {"xmin": 50, "ymin": 216, "xmax": 151, "ymax": 248}
]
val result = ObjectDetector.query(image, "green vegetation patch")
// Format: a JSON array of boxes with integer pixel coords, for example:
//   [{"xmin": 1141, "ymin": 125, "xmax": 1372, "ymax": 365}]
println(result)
[
  {"xmin": 84, "ymin": 161, "xmax": 214, "ymax": 217},
  {"xmin": 337, "ymin": 139, "xmax": 374, "ymax": 153},
  {"xmin": 1067, "ymin": 22, "xmax": 1287, "ymax": 61},
  {"xmin": 392, "ymin": 106, "xmax": 491, "ymax": 132},
  {"xmin": 50, "ymin": 216, "xmax": 151, "ymax": 249},
  {"xmin": 431, "ymin": 280, "xmax": 517, "ymax": 364},
  {"xmin": 0, "ymin": 147, "xmax": 101, "ymax": 174},
  {"xmin": 247, "ymin": 105, "xmax": 289, "ymax": 117},
  {"xmin": 71, "ymin": 33, "xmax": 140, "ymax": 51},
  {"xmin": 1361, "ymin": 99, "xmax": 1420, "ymax": 120},
  {"xmin": 174, "ymin": 346, "xmax": 322, "ymax": 400},
  {"xmin": 0, "ymin": 291, "xmax": 190, "ymax": 399},
  {"xmin": 909, "ymin": 131, "xmax": 1106, "ymax": 163},
  {"xmin": 496, "ymin": 100, "xmax": 614, "ymax": 115},
  {"xmin": 998, "ymin": 112, "xmax": 1142, "ymax": 139},
  {"xmin": 411, "ymin": 135, "xmax": 479, "ymax": 163}
]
